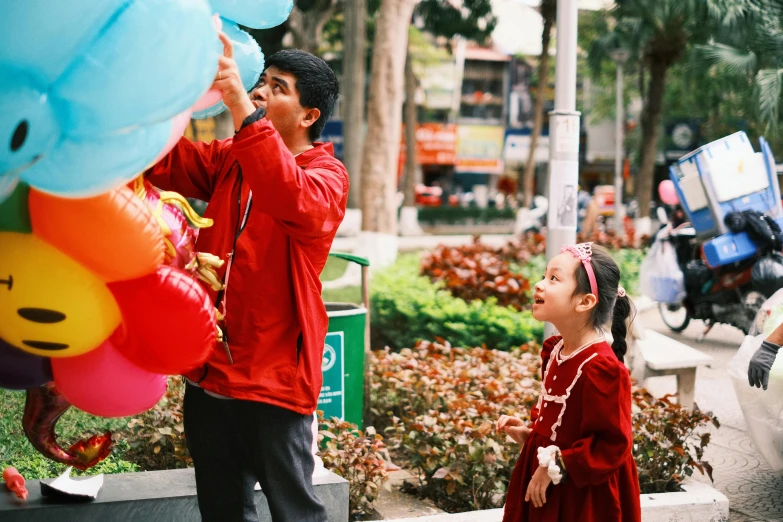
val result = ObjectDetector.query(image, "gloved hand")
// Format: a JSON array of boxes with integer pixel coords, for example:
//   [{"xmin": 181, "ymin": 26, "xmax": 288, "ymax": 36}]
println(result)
[{"xmin": 748, "ymin": 340, "xmax": 780, "ymax": 390}]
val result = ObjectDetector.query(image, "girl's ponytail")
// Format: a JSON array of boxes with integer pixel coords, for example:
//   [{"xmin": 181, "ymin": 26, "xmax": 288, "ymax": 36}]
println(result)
[{"xmin": 610, "ymin": 293, "xmax": 636, "ymax": 362}]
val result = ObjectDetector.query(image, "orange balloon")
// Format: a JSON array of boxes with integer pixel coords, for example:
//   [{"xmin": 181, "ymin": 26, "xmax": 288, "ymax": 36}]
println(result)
[{"xmin": 29, "ymin": 187, "xmax": 165, "ymax": 283}]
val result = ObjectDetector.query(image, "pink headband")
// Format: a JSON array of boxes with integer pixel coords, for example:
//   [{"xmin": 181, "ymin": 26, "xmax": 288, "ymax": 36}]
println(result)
[{"xmin": 561, "ymin": 242, "xmax": 599, "ymax": 301}]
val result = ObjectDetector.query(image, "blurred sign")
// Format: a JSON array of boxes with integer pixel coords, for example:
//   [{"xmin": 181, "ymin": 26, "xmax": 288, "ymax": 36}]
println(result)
[
  {"xmin": 184, "ymin": 118, "xmax": 216, "ymax": 143},
  {"xmin": 419, "ymin": 62, "xmax": 458, "ymax": 110},
  {"xmin": 321, "ymin": 120, "xmax": 344, "ymax": 160},
  {"xmin": 399, "ymin": 123, "xmax": 457, "ymax": 166},
  {"xmin": 504, "ymin": 129, "xmax": 550, "ymax": 164},
  {"xmin": 455, "ymin": 125, "xmax": 505, "ymax": 174}
]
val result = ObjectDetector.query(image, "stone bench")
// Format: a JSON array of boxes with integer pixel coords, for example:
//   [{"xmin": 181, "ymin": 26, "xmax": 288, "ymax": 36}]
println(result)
[
  {"xmin": 0, "ymin": 467, "xmax": 348, "ymax": 522},
  {"xmin": 629, "ymin": 328, "xmax": 713, "ymax": 410}
]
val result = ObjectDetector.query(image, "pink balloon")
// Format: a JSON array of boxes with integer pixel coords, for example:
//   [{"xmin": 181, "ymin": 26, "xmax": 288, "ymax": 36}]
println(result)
[
  {"xmin": 52, "ymin": 339, "xmax": 167, "ymax": 418},
  {"xmin": 192, "ymin": 89, "xmax": 223, "ymax": 112},
  {"xmin": 151, "ymin": 108, "xmax": 193, "ymax": 166},
  {"xmin": 658, "ymin": 180, "xmax": 679, "ymax": 205},
  {"xmin": 140, "ymin": 179, "xmax": 197, "ymax": 270}
]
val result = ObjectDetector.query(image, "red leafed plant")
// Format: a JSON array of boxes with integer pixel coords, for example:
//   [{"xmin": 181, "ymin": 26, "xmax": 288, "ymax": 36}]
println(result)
[
  {"xmin": 631, "ymin": 388, "xmax": 719, "ymax": 493},
  {"xmin": 420, "ymin": 237, "xmax": 537, "ymax": 311}
]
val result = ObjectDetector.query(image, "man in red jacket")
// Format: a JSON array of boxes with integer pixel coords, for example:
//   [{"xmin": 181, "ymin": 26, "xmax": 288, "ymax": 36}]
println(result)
[{"xmin": 147, "ymin": 33, "xmax": 347, "ymax": 522}]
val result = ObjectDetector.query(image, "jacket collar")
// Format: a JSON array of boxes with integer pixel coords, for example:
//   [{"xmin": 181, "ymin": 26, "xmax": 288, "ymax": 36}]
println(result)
[{"xmin": 295, "ymin": 142, "xmax": 334, "ymax": 167}]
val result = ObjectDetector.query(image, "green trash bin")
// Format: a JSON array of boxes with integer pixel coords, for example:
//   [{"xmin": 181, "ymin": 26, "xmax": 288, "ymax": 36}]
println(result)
[{"xmin": 319, "ymin": 253, "xmax": 370, "ymax": 428}]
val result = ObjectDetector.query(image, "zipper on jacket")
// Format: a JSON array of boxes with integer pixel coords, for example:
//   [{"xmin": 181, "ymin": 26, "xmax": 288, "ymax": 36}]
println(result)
[{"xmin": 215, "ymin": 169, "xmax": 253, "ymax": 365}]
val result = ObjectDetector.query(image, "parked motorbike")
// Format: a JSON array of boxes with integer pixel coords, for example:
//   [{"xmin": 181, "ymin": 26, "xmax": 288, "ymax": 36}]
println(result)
[
  {"xmin": 655, "ymin": 221, "xmax": 766, "ymax": 337},
  {"xmin": 514, "ymin": 195, "xmax": 548, "ymax": 234}
]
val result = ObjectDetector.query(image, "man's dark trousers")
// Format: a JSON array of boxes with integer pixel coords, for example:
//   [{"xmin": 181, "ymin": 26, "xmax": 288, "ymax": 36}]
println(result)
[{"xmin": 183, "ymin": 382, "xmax": 328, "ymax": 522}]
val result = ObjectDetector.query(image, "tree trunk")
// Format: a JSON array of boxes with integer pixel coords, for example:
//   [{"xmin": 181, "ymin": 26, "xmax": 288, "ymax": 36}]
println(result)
[
  {"xmin": 636, "ymin": 60, "xmax": 668, "ymax": 221},
  {"xmin": 343, "ymin": 0, "xmax": 367, "ymax": 209},
  {"xmin": 287, "ymin": 0, "xmax": 337, "ymax": 55},
  {"xmin": 360, "ymin": 0, "xmax": 417, "ymax": 236},
  {"xmin": 402, "ymin": 50, "xmax": 419, "ymax": 207},
  {"xmin": 520, "ymin": 0, "xmax": 555, "ymax": 208}
]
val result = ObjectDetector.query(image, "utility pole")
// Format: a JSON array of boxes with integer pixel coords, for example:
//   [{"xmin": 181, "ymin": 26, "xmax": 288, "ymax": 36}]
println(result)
[
  {"xmin": 544, "ymin": 0, "xmax": 580, "ymax": 338},
  {"xmin": 610, "ymin": 48, "xmax": 629, "ymax": 233}
]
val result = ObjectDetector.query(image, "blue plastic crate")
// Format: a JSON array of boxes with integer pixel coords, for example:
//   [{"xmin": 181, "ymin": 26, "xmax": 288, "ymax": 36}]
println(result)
[{"xmin": 702, "ymin": 216, "xmax": 783, "ymax": 267}]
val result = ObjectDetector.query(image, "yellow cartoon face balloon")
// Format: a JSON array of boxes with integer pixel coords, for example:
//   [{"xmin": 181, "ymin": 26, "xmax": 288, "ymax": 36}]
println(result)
[{"xmin": 0, "ymin": 232, "xmax": 121, "ymax": 357}]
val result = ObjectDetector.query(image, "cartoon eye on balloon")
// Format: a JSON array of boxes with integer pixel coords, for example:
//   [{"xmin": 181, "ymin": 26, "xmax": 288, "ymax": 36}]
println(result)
[{"xmin": 0, "ymin": 0, "xmax": 218, "ymax": 201}]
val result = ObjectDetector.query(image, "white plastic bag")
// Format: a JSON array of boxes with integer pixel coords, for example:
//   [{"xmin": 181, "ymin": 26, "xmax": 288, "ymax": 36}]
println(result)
[
  {"xmin": 729, "ymin": 289, "xmax": 783, "ymax": 473},
  {"xmin": 640, "ymin": 233, "xmax": 685, "ymax": 304}
]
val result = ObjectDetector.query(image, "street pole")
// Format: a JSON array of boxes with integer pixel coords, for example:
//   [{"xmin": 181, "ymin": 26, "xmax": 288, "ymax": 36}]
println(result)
[
  {"xmin": 610, "ymin": 49, "xmax": 629, "ymax": 233},
  {"xmin": 544, "ymin": 0, "xmax": 580, "ymax": 337}
]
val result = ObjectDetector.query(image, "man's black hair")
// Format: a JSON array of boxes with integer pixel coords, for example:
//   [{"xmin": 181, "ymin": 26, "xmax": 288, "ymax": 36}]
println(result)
[{"xmin": 264, "ymin": 49, "xmax": 339, "ymax": 142}]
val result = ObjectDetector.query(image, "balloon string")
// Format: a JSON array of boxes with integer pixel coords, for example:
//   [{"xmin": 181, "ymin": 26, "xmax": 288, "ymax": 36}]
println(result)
[{"xmin": 159, "ymin": 191, "xmax": 213, "ymax": 229}]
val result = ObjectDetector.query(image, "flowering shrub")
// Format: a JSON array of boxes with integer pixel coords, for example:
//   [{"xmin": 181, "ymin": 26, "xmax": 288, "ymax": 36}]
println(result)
[
  {"xmin": 418, "ymin": 234, "xmax": 645, "ymax": 306},
  {"xmin": 372, "ymin": 340, "xmax": 541, "ymax": 511},
  {"xmin": 371, "ymin": 341, "xmax": 719, "ymax": 512},
  {"xmin": 371, "ymin": 255, "xmax": 542, "ymax": 351},
  {"xmin": 121, "ymin": 376, "xmax": 190, "ymax": 471},
  {"xmin": 632, "ymin": 388, "xmax": 719, "ymax": 493},
  {"xmin": 421, "ymin": 242, "xmax": 533, "ymax": 311},
  {"xmin": 318, "ymin": 416, "xmax": 390, "ymax": 519}
]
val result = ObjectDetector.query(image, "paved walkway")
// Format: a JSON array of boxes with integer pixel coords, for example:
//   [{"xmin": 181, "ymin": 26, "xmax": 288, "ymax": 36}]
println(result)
[
  {"xmin": 639, "ymin": 309, "xmax": 783, "ymax": 522},
  {"xmin": 331, "ymin": 234, "xmax": 515, "ymax": 254}
]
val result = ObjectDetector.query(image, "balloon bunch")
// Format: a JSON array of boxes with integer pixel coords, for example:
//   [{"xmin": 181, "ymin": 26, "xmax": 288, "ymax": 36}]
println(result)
[
  {"xmin": 0, "ymin": 181, "xmax": 217, "ymax": 468},
  {"xmin": 0, "ymin": 0, "xmax": 293, "ymax": 203},
  {"xmin": 0, "ymin": 0, "xmax": 293, "ymax": 470}
]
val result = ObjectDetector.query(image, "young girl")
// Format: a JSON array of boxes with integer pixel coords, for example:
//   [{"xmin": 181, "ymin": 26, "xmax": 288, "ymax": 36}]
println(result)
[{"xmin": 498, "ymin": 243, "xmax": 641, "ymax": 521}]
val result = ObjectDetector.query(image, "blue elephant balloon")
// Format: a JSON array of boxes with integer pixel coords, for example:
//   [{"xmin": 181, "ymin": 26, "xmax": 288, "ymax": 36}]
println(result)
[
  {"xmin": 210, "ymin": 0, "xmax": 294, "ymax": 29},
  {"xmin": 0, "ymin": 0, "xmax": 219, "ymax": 200},
  {"xmin": 193, "ymin": 19, "xmax": 265, "ymax": 120}
]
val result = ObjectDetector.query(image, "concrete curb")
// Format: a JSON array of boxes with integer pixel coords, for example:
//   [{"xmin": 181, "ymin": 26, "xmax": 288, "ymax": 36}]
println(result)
[{"xmin": 385, "ymin": 482, "xmax": 728, "ymax": 522}]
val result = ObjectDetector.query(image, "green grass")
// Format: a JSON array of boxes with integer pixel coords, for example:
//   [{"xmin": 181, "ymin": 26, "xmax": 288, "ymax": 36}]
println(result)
[
  {"xmin": 321, "ymin": 254, "xmax": 362, "ymax": 304},
  {"xmin": 321, "ymin": 255, "xmax": 350, "ymax": 282},
  {"xmin": 0, "ymin": 388, "xmax": 136, "ymax": 479}
]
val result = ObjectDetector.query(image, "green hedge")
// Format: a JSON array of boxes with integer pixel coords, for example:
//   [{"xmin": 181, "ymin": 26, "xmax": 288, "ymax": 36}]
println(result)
[
  {"xmin": 417, "ymin": 206, "xmax": 516, "ymax": 225},
  {"xmin": 370, "ymin": 254, "xmax": 543, "ymax": 351}
]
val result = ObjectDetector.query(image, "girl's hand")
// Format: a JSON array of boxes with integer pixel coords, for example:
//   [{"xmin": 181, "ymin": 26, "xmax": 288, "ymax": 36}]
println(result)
[
  {"xmin": 497, "ymin": 415, "xmax": 532, "ymax": 445},
  {"xmin": 525, "ymin": 465, "xmax": 553, "ymax": 508}
]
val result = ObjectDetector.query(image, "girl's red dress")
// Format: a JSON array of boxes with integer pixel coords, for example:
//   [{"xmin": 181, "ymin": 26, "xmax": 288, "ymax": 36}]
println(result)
[{"xmin": 503, "ymin": 336, "xmax": 641, "ymax": 522}]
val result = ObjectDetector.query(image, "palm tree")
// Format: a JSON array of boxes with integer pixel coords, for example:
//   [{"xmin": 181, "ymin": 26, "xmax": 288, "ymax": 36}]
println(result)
[
  {"xmin": 588, "ymin": 0, "xmax": 757, "ymax": 224},
  {"xmin": 698, "ymin": 0, "xmax": 783, "ymax": 135}
]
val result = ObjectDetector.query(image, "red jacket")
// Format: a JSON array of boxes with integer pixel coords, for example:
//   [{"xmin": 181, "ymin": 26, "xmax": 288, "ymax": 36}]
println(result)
[{"xmin": 148, "ymin": 118, "xmax": 349, "ymax": 415}]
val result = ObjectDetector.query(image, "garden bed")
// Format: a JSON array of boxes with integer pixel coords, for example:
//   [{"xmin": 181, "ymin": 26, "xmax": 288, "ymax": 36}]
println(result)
[
  {"xmin": 1, "ymin": 237, "xmax": 662, "ymax": 521},
  {"xmin": 370, "ymin": 340, "xmax": 720, "ymax": 514}
]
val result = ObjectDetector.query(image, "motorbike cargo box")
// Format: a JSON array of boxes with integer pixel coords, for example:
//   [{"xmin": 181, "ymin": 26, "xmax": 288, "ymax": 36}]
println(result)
[{"xmin": 669, "ymin": 132, "xmax": 783, "ymax": 240}]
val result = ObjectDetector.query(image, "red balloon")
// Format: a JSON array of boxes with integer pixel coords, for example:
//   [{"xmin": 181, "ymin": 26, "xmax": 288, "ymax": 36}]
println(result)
[{"xmin": 108, "ymin": 265, "xmax": 216, "ymax": 375}]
